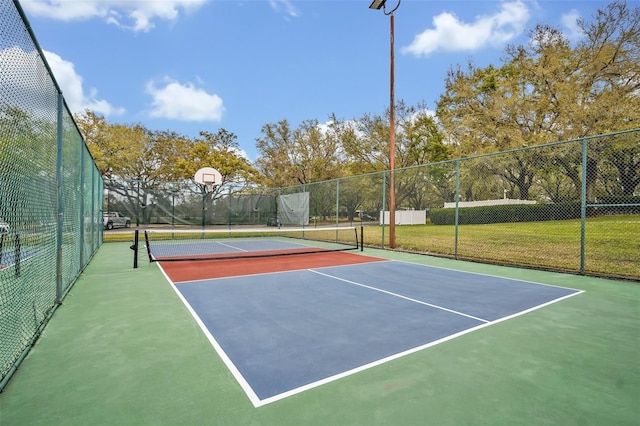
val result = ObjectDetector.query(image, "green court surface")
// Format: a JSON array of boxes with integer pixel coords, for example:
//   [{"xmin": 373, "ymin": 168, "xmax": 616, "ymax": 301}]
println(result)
[{"xmin": 1, "ymin": 242, "xmax": 638, "ymax": 425}]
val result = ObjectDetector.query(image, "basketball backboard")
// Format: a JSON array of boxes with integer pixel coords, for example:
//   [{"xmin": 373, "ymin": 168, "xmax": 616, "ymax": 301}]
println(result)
[{"xmin": 194, "ymin": 167, "xmax": 222, "ymax": 193}]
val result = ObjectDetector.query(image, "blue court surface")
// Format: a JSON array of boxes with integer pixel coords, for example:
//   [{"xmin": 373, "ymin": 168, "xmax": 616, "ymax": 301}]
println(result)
[
  {"xmin": 162, "ymin": 259, "xmax": 582, "ymax": 407},
  {"xmin": 151, "ymin": 239, "xmax": 311, "ymax": 258},
  {"xmin": 0, "ymin": 248, "xmax": 39, "ymax": 271}
]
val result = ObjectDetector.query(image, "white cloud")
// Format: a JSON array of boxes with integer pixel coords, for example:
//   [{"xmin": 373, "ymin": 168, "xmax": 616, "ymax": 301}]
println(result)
[
  {"xmin": 410, "ymin": 108, "xmax": 436, "ymax": 122},
  {"xmin": 402, "ymin": 0, "xmax": 530, "ymax": 57},
  {"xmin": 561, "ymin": 9, "xmax": 584, "ymax": 42},
  {"xmin": 235, "ymin": 148, "xmax": 250, "ymax": 160},
  {"xmin": 20, "ymin": 0, "xmax": 207, "ymax": 32},
  {"xmin": 146, "ymin": 78, "xmax": 225, "ymax": 122},
  {"xmin": 44, "ymin": 50, "xmax": 125, "ymax": 116},
  {"xmin": 0, "ymin": 45, "xmax": 121, "ymax": 116},
  {"xmin": 316, "ymin": 120, "xmax": 333, "ymax": 135},
  {"xmin": 317, "ymin": 119, "xmax": 364, "ymax": 139},
  {"xmin": 268, "ymin": 0, "xmax": 299, "ymax": 18}
]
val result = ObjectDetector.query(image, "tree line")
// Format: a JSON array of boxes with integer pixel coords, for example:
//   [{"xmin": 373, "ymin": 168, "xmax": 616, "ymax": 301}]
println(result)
[{"xmin": 77, "ymin": 1, "xmax": 638, "ymax": 199}]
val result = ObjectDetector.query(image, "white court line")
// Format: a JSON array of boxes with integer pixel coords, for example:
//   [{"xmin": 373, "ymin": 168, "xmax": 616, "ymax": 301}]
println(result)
[
  {"xmin": 215, "ymin": 241, "xmax": 249, "ymax": 252},
  {"xmin": 257, "ymin": 320, "xmax": 495, "ymax": 406},
  {"xmin": 157, "ymin": 239, "xmax": 321, "ymax": 259},
  {"xmin": 390, "ymin": 258, "xmax": 583, "ymax": 293},
  {"xmin": 157, "ymin": 262, "xmax": 584, "ymax": 408},
  {"xmin": 156, "ymin": 263, "xmax": 263, "ymax": 408},
  {"xmin": 310, "ymin": 269, "xmax": 491, "ymax": 323}
]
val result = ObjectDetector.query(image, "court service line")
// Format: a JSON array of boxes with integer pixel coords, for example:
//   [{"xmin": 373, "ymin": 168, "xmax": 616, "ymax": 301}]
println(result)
[
  {"xmin": 215, "ymin": 241, "xmax": 249, "ymax": 252},
  {"xmin": 256, "ymin": 283, "xmax": 583, "ymax": 407},
  {"xmin": 390, "ymin": 259, "xmax": 583, "ymax": 293},
  {"xmin": 309, "ymin": 269, "xmax": 490, "ymax": 323}
]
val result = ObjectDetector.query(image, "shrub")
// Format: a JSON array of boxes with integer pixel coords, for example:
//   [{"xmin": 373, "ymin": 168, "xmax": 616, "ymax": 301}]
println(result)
[{"xmin": 429, "ymin": 202, "xmax": 587, "ymax": 225}]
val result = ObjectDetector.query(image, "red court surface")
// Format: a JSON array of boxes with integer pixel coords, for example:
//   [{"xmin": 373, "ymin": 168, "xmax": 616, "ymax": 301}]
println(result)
[
  {"xmin": 154, "ymin": 247, "xmax": 328, "ymax": 261},
  {"xmin": 160, "ymin": 251, "xmax": 388, "ymax": 282}
]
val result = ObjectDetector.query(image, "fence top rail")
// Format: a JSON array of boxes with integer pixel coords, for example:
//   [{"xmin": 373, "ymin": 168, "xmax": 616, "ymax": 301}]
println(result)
[
  {"xmin": 273, "ymin": 127, "xmax": 640, "ymax": 191},
  {"xmin": 399, "ymin": 128, "xmax": 640, "ymax": 174}
]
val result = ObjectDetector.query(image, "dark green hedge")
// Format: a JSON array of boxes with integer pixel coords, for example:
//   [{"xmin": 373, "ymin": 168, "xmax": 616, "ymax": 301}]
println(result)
[{"xmin": 429, "ymin": 202, "xmax": 586, "ymax": 225}]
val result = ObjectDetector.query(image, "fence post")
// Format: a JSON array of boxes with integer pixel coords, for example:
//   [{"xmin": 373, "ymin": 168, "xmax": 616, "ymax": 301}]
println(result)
[
  {"xmin": 79, "ymin": 143, "xmax": 86, "ymax": 269},
  {"xmin": 228, "ymin": 186, "xmax": 232, "ymax": 230},
  {"xmin": 91, "ymin": 164, "xmax": 96, "ymax": 251},
  {"xmin": 136, "ymin": 180, "xmax": 141, "ymax": 227},
  {"xmin": 580, "ymin": 138, "xmax": 588, "ymax": 275},
  {"xmin": 381, "ymin": 172, "xmax": 387, "ymax": 249},
  {"xmin": 100, "ymin": 178, "xmax": 104, "ymax": 245},
  {"xmin": 56, "ymin": 91, "xmax": 64, "ymax": 303},
  {"xmin": 454, "ymin": 159, "xmax": 461, "ymax": 260},
  {"xmin": 171, "ymin": 189, "xmax": 176, "ymax": 229},
  {"xmin": 335, "ymin": 179, "xmax": 340, "ymax": 228}
]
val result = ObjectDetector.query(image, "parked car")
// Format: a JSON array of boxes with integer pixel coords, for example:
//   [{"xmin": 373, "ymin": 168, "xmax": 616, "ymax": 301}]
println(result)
[
  {"xmin": 0, "ymin": 218, "xmax": 9, "ymax": 235},
  {"xmin": 359, "ymin": 213, "xmax": 376, "ymax": 221},
  {"xmin": 103, "ymin": 212, "xmax": 131, "ymax": 230}
]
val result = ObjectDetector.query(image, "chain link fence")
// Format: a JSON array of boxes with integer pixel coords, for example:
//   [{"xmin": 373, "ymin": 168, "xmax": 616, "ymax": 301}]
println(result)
[
  {"xmin": 108, "ymin": 130, "xmax": 639, "ymax": 281},
  {"xmin": 360, "ymin": 131, "xmax": 638, "ymax": 279},
  {"xmin": 0, "ymin": 0, "xmax": 103, "ymax": 390}
]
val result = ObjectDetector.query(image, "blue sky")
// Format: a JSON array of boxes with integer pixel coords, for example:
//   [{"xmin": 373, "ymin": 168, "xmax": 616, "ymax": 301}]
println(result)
[{"xmin": 19, "ymin": 0, "xmax": 612, "ymax": 161}]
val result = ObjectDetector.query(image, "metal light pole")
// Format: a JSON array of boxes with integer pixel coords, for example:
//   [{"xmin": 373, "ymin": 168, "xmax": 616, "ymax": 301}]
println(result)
[{"xmin": 369, "ymin": 0, "xmax": 400, "ymax": 248}]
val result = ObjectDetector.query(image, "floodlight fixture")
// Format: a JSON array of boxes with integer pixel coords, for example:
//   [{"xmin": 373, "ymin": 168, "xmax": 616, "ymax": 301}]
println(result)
[{"xmin": 369, "ymin": 0, "xmax": 387, "ymax": 10}]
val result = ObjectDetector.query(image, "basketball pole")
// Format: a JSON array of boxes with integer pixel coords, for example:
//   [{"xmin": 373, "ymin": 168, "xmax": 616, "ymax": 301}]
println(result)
[
  {"xmin": 194, "ymin": 167, "xmax": 223, "ymax": 232},
  {"xmin": 201, "ymin": 184, "xmax": 206, "ymax": 231}
]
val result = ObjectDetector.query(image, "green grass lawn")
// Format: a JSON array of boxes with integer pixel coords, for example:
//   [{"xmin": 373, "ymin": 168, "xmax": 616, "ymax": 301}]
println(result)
[{"xmin": 363, "ymin": 215, "xmax": 640, "ymax": 279}]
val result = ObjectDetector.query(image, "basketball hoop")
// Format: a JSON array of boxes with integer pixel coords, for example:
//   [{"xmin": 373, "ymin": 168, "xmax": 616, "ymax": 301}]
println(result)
[{"xmin": 194, "ymin": 167, "xmax": 222, "ymax": 194}]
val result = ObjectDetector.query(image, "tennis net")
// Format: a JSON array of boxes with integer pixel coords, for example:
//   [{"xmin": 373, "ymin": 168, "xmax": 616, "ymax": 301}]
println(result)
[{"xmin": 143, "ymin": 226, "xmax": 362, "ymax": 262}]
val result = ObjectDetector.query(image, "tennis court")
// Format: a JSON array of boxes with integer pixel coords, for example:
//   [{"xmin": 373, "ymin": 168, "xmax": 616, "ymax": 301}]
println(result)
[{"xmin": 148, "ymin": 230, "xmax": 582, "ymax": 407}]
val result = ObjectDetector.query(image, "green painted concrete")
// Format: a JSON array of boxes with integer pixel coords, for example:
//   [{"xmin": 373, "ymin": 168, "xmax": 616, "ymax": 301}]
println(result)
[{"xmin": 1, "ymin": 243, "xmax": 638, "ymax": 425}]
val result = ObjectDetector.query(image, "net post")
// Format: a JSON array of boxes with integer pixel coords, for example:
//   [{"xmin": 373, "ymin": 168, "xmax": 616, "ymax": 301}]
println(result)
[
  {"xmin": 360, "ymin": 225, "xmax": 364, "ymax": 251},
  {"xmin": 130, "ymin": 230, "xmax": 139, "ymax": 268},
  {"xmin": 14, "ymin": 233, "xmax": 20, "ymax": 277},
  {"xmin": 144, "ymin": 231, "xmax": 155, "ymax": 262}
]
